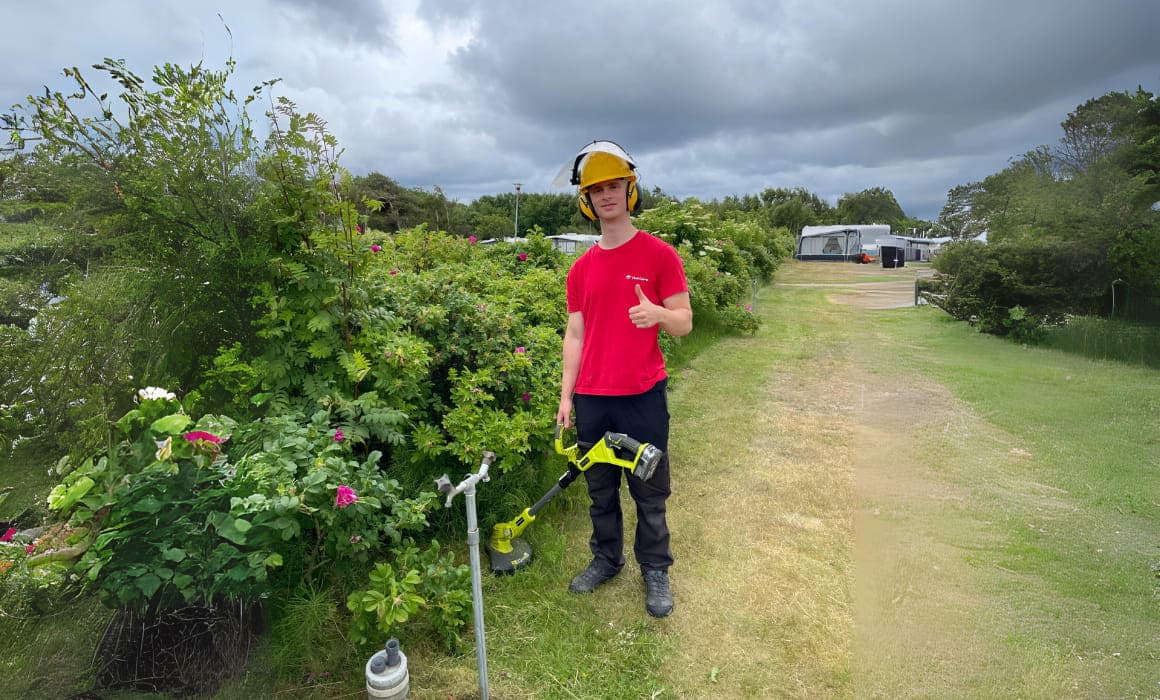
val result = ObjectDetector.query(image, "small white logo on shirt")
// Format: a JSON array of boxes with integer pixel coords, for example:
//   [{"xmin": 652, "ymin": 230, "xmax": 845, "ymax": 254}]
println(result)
[{"xmin": 625, "ymin": 274, "xmax": 649, "ymax": 282}]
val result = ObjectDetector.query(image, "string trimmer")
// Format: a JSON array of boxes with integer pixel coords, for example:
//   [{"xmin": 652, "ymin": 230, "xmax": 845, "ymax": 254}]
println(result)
[{"xmin": 486, "ymin": 424, "xmax": 663, "ymax": 575}]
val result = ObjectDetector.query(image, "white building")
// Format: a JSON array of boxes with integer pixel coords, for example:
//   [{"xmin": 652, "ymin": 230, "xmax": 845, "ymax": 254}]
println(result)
[{"xmin": 545, "ymin": 233, "xmax": 601, "ymax": 254}]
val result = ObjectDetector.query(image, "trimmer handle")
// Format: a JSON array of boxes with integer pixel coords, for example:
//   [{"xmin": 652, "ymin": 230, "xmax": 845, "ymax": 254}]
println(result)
[
  {"xmin": 605, "ymin": 432, "xmax": 643, "ymax": 456},
  {"xmin": 554, "ymin": 423, "xmax": 579, "ymax": 462}
]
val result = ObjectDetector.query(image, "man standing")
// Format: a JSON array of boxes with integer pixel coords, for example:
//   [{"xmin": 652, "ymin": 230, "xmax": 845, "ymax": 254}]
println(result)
[{"xmin": 555, "ymin": 141, "xmax": 692, "ymax": 618}]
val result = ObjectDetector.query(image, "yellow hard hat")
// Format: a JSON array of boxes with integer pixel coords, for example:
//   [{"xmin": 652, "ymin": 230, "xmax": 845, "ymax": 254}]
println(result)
[
  {"xmin": 578, "ymin": 151, "xmax": 637, "ymax": 191},
  {"xmin": 559, "ymin": 140, "xmax": 638, "ymax": 189}
]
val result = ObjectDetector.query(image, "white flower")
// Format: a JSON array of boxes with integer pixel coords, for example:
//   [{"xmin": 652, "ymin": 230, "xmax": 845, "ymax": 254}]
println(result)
[
  {"xmin": 138, "ymin": 387, "xmax": 176, "ymax": 401},
  {"xmin": 155, "ymin": 436, "xmax": 173, "ymax": 462}
]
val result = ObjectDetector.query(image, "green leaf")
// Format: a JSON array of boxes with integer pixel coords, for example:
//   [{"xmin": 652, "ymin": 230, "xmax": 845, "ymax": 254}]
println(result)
[
  {"xmin": 93, "ymin": 523, "xmax": 131, "ymax": 550},
  {"xmin": 363, "ymin": 590, "xmax": 387, "ymax": 612},
  {"xmin": 307, "ymin": 311, "xmax": 334, "ymax": 332},
  {"xmin": 132, "ymin": 495, "xmax": 165, "ymax": 514},
  {"xmin": 307, "ymin": 338, "xmax": 336, "ymax": 359},
  {"xmin": 162, "ymin": 548, "xmax": 187, "ymax": 562},
  {"xmin": 263, "ymin": 553, "xmax": 283, "ymax": 568},
  {"xmin": 209, "ymin": 512, "xmax": 249, "ymax": 545},
  {"xmin": 150, "ymin": 413, "xmax": 193, "ymax": 434},
  {"xmin": 233, "ymin": 518, "xmax": 252, "ymax": 533},
  {"xmin": 136, "ymin": 573, "xmax": 162, "ymax": 599},
  {"xmin": 115, "ymin": 409, "xmax": 144, "ymax": 434},
  {"xmin": 46, "ymin": 476, "xmax": 95, "ymax": 512}
]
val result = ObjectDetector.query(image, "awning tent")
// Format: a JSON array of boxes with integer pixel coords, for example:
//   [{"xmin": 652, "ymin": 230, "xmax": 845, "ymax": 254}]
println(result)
[{"xmin": 795, "ymin": 225, "xmax": 891, "ymax": 261}]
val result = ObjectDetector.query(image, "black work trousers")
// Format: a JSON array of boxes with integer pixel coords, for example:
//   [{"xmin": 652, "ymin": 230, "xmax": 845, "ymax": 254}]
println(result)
[{"xmin": 573, "ymin": 378, "xmax": 673, "ymax": 574}]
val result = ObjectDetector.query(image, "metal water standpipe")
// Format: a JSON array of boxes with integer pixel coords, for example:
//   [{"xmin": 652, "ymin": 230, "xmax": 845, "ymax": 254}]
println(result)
[
  {"xmin": 366, "ymin": 637, "xmax": 409, "ymax": 699},
  {"xmin": 435, "ymin": 451, "xmax": 497, "ymax": 700}
]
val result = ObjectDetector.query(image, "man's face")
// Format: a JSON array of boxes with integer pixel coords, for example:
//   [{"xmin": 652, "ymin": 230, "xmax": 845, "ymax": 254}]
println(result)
[{"xmin": 585, "ymin": 178, "xmax": 628, "ymax": 219}]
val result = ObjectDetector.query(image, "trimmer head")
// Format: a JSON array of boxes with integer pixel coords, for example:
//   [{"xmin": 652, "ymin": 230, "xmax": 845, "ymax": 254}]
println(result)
[{"xmin": 487, "ymin": 537, "xmax": 533, "ymax": 575}]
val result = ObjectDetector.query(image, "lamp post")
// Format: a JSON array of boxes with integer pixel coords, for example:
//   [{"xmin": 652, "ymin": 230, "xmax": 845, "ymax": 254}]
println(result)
[{"xmin": 513, "ymin": 183, "xmax": 522, "ymax": 237}]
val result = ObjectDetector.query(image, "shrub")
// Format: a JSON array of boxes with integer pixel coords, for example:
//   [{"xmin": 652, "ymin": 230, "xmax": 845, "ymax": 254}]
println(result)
[
  {"xmin": 46, "ymin": 389, "xmax": 439, "ymax": 612},
  {"xmin": 929, "ymin": 237, "xmax": 1111, "ymax": 337}
]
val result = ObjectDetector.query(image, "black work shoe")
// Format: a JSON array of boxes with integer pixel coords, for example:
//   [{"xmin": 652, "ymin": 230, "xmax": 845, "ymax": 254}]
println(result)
[
  {"xmin": 569, "ymin": 560, "xmax": 620, "ymax": 593},
  {"xmin": 643, "ymin": 569, "xmax": 673, "ymax": 618}
]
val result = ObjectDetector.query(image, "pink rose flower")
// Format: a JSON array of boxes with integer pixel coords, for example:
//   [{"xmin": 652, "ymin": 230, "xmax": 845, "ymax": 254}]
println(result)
[
  {"xmin": 522, "ymin": 392, "xmax": 531, "ymax": 402},
  {"xmin": 335, "ymin": 485, "xmax": 358, "ymax": 508},
  {"xmin": 183, "ymin": 431, "xmax": 223, "ymax": 444},
  {"xmin": 371, "ymin": 244, "xmax": 382, "ymax": 252},
  {"xmin": 1, "ymin": 528, "xmax": 15, "ymax": 542},
  {"xmin": 517, "ymin": 252, "xmax": 528, "ymax": 261},
  {"xmin": 334, "ymin": 429, "xmax": 344, "ymax": 442},
  {"xmin": 468, "ymin": 235, "xmax": 477, "ymax": 243},
  {"xmin": 389, "ymin": 269, "xmax": 399, "ymax": 275},
  {"xmin": 515, "ymin": 346, "xmax": 526, "ymax": 354}
]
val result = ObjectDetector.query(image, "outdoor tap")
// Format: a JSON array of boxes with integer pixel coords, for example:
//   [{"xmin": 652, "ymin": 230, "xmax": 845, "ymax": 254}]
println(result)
[{"xmin": 437, "ymin": 452, "xmax": 497, "ymax": 508}]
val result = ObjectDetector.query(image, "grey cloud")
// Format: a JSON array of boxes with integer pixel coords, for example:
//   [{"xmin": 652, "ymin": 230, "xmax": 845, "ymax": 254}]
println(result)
[
  {"xmin": 273, "ymin": 0, "xmax": 394, "ymax": 48},
  {"xmin": 3, "ymin": 0, "xmax": 1160, "ymax": 220}
]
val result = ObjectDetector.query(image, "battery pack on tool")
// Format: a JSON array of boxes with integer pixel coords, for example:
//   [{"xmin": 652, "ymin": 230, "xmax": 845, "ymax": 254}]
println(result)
[{"xmin": 603, "ymin": 432, "xmax": 662, "ymax": 481}]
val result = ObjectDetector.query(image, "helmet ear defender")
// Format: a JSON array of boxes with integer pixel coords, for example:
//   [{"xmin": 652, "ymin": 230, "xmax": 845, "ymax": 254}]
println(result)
[{"xmin": 579, "ymin": 192, "xmax": 598, "ymax": 222}]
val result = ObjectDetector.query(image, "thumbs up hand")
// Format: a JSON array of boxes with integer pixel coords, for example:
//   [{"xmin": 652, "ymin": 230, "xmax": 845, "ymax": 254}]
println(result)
[{"xmin": 629, "ymin": 283, "xmax": 663, "ymax": 329}]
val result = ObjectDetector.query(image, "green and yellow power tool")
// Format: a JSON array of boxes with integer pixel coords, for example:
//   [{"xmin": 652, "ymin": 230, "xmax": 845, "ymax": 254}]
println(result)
[{"xmin": 486, "ymin": 424, "xmax": 664, "ymax": 575}]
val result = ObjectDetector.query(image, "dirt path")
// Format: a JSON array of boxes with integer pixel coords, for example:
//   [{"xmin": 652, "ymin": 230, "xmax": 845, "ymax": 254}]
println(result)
[{"xmin": 659, "ymin": 262, "xmax": 1019, "ymax": 698}]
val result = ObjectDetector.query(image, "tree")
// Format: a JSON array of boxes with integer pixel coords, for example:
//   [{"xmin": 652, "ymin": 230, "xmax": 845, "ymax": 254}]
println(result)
[
  {"xmin": 938, "ymin": 182, "xmax": 988, "ymax": 239},
  {"xmin": 769, "ymin": 198, "xmax": 817, "ymax": 237},
  {"xmin": 1055, "ymin": 90, "xmax": 1140, "ymax": 176},
  {"xmin": 347, "ymin": 171, "xmax": 415, "ymax": 232},
  {"xmin": 1, "ymin": 57, "xmax": 277, "ymax": 450},
  {"xmin": 1117, "ymin": 88, "xmax": 1160, "ymax": 208},
  {"xmin": 510, "ymin": 192, "xmax": 577, "ymax": 235},
  {"xmin": 835, "ymin": 187, "xmax": 905, "ymax": 225},
  {"xmin": 639, "ymin": 184, "xmax": 677, "ymax": 210}
]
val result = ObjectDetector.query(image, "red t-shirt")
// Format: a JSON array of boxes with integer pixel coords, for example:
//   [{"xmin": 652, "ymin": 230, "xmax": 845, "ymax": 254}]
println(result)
[{"xmin": 566, "ymin": 230, "xmax": 689, "ymax": 395}]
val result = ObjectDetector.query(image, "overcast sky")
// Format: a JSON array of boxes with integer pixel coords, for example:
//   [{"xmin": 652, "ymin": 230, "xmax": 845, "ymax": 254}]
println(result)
[{"xmin": 4, "ymin": 0, "xmax": 1160, "ymax": 220}]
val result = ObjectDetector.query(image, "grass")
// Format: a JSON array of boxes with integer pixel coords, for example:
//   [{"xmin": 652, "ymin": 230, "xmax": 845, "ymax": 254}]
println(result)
[
  {"xmin": 4, "ymin": 259, "xmax": 1159, "ymax": 698},
  {"xmin": 844, "ymin": 294, "xmax": 1159, "ymax": 697},
  {"xmin": 1040, "ymin": 314, "xmax": 1160, "ymax": 368},
  {"xmin": 0, "ymin": 218, "xmax": 73, "ymax": 326},
  {"xmin": 0, "ymin": 220, "xmax": 68, "ymax": 256},
  {"xmin": 0, "ymin": 200, "xmax": 71, "ymax": 220},
  {"xmin": 0, "ymin": 594, "xmax": 112, "ymax": 698}
]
